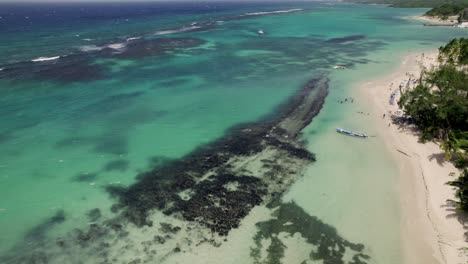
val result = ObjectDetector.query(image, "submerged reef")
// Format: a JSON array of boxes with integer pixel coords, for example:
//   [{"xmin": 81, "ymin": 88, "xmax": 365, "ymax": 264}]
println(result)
[
  {"xmin": 98, "ymin": 37, "xmax": 206, "ymax": 59},
  {"xmin": 1, "ymin": 75, "xmax": 369, "ymax": 264},
  {"xmin": 325, "ymin": 35, "xmax": 367, "ymax": 44},
  {"xmin": 0, "ymin": 37, "xmax": 206, "ymax": 83},
  {"xmin": 106, "ymin": 76, "xmax": 328, "ymax": 234},
  {"xmin": 251, "ymin": 202, "xmax": 370, "ymax": 264}
]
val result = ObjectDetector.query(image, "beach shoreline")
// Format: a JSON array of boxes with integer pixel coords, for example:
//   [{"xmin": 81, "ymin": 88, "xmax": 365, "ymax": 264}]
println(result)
[
  {"xmin": 408, "ymin": 15, "xmax": 459, "ymax": 26},
  {"xmin": 359, "ymin": 51, "xmax": 468, "ymax": 264}
]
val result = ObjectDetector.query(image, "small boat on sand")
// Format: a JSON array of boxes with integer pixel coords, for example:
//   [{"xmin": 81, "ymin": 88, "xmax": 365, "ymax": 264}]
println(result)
[{"xmin": 336, "ymin": 128, "xmax": 368, "ymax": 138}]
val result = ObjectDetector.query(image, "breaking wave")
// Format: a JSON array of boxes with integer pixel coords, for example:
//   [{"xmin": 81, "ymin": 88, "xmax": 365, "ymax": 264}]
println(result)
[
  {"xmin": 241, "ymin": 8, "xmax": 303, "ymax": 17},
  {"xmin": 79, "ymin": 42, "xmax": 127, "ymax": 52},
  {"xmin": 126, "ymin": 37, "xmax": 141, "ymax": 41},
  {"xmin": 154, "ymin": 25, "xmax": 202, "ymax": 35},
  {"xmin": 78, "ymin": 45, "xmax": 104, "ymax": 52},
  {"xmin": 106, "ymin": 43, "xmax": 127, "ymax": 50},
  {"xmin": 31, "ymin": 56, "xmax": 61, "ymax": 62}
]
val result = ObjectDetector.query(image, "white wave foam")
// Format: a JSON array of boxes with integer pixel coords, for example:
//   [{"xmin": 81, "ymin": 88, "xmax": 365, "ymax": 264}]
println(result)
[
  {"xmin": 31, "ymin": 56, "xmax": 61, "ymax": 62},
  {"xmin": 126, "ymin": 37, "xmax": 141, "ymax": 41},
  {"xmin": 154, "ymin": 25, "xmax": 202, "ymax": 35},
  {"xmin": 79, "ymin": 42, "xmax": 127, "ymax": 52},
  {"xmin": 106, "ymin": 43, "xmax": 127, "ymax": 50},
  {"xmin": 82, "ymin": 38, "xmax": 94, "ymax": 42},
  {"xmin": 242, "ymin": 8, "xmax": 303, "ymax": 17},
  {"xmin": 0, "ymin": 68, "xmax": 4, "ymax": 71},
  {"xmin": 79, "ymin": 45, "xmax": 104, "ymax": 52}
]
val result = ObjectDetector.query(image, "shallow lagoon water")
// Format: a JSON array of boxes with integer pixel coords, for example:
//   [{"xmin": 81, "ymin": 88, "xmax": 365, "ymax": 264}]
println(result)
[{"xmin": 0, "ymin": 2, "xmax": 465, "ymax": 263}]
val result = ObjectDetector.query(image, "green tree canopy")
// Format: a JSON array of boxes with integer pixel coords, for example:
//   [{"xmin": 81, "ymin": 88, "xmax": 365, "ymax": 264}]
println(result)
[{"xmin": 399, "ymin": 38, "xmax": 468, "ymax": 211}]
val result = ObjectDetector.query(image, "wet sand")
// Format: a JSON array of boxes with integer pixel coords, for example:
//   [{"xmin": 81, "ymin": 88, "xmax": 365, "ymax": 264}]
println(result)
[{"xmin": 359, "ymin": 51, "xmax": 468, "ymax": 264}]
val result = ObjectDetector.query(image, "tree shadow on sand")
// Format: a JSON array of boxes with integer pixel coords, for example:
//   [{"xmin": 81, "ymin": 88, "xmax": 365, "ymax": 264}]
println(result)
[
  {"xmin": 391, "ymin": 116, "xmax": 421, "ymax": 138},
  {"xmin": 428, "ymin": 152, "xmax": 450, "ymax": 166},
  {"xmin": 443, "ymin": 199, "xmax": 468, "ymax": 241}
]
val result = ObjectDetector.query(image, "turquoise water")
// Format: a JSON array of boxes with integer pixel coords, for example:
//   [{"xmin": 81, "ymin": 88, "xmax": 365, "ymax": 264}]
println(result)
[{"xmin": 0, "ymin": 2, "xmax": 465, "ymax": 263}]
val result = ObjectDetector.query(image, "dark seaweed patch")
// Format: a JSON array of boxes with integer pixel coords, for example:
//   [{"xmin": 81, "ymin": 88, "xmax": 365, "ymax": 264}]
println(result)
[
  {"xmin": 56, "ymin": 135, "xmax": 127, "ymax": 155},
  {"xmin": 99, "ymin": 37, "xmax": 206, "ymax": 59},
  {"xmin": 91, "ymin": 91, "xmax": 144, "ymax": 109},
  {"xmin": 0, "ymin": 131, "xmax": 14, "ymax": 144},
  {"xmin": 87, "ymin": 208, "xmax": 102, "ymax": 222},
  {"xmin": 148, "ymin": 156, "xmax": 172, "ymax": 168},
  {"xmin": 1, "ymin": 76, "xmax": 334, "ymax": 264},
  {"xmin": 34, "ymin": 57, "xmax": 104, "ymax": 82},
  {"xmin": 152, "ymin": 78, "xmax": 190, "ymax": 89},
  {"xmin": 24, "ymin": 210, "xmax": 66, "ymax": 241},
  {"xmin": 55, "ymin": 137, "xmax": 82, "ymax": 148},
  {"xmin": 89, "ymin": 110, "xmax": 166, "ymax": 156},
  {"xmin": 72, "ymin": 91, "xmax": 145, "ymax": 120},
  {"xmin": 184, "ymin": 35, "xmax": 385, "ymax": 85},
  {"xmin": 55, "ymin": 103, "xmax": 166, "ymax": 156},
  {"xmin": 55, "ymin": 133, "xmax": 128, "ymax": 156},
  {"xmin": 159, "ymin": 222, "xmax": 181, "ymax": 234},
  {"xmin": 170, "ymin": 174, "xmax": 267, "ymax": 236},
  {"xmin": 106, "ymin": 126, "xmax": 271, "ymax": 228},
  {"xmin": 0, "ymin": 55, "xmax": 104, "ymax": 83},
  {"xmin": 325, "ymin": 35, "xmax": 366, "ymax": 43},
  {"xmin": 0, "ymin": 37, "xmax": 206, "ymax": 83},
  {"xmin": 73, "ymin": 172, "xmax": 98, "ymax": 182},
  {"xmin": 106, "ymin": 76, "xmax": 328, "ymax": 233},
  {"xmin": 103, "ymin": 159, "xmax": 129, "ymax": 172},
  {"xmin": 251, "ymin": 202, "xmax": 370, "ymax": 264},
  {"xmin": 153, "ymin": 23, "xmax": 219, "ymax": 35},
  {"xmin": 56, "ymin": 108, "xmax": 165, "ymax": 156},
  {"xmin": 92, "ymin": 134, "xmax": 129, "ymax": 155}
]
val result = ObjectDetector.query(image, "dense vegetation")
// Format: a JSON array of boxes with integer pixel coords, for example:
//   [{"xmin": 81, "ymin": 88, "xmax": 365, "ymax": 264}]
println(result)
[
  {"xmin": 439, "ymin": 38, "xmax": 468, "ymax": 64},
  {"xmin": 425, "ymin": 3, "xmax": 468, "ymax": 19},
  {"xmin": 449, "ymin": 169, "xmax": 468, "ymax": 211},
  {"xmin": 398, "ymin": 38, "xmax": 468, "ymax": 211},
  {"xmin": 346, "ymin": 0, "xmax": 468, "ymax": 20},
  {"xmin": 346, "ymin": 0, "xmax": 468, "ymax": 8}
]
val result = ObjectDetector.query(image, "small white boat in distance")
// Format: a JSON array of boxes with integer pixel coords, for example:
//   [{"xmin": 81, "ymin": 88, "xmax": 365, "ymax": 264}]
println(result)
[
  {"xmin": 336, "ymin": 128, "xmax": 368, "ymax": 138},
  {"xmin": 257, "ymin": 29, "xmax": 265, "ymax": 35},
  {"xmin": 333, "ymin": 65, "xmax": 347, "ymax": 70}
]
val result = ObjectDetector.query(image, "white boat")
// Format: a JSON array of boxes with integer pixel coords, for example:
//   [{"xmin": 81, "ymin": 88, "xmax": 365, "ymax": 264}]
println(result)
[
  {"xmin": 257, "ymin": 30, "xmax": 265, "ymax": 35},
  {"xmin": 336, "ymin": 128, "xmax": 368, "ymax": 138}
]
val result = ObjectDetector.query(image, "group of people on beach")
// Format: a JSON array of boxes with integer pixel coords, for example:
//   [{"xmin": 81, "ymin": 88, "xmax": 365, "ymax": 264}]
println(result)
[
  {"xmin": 338, "ymin": 97, "xmax": 354, "ymax": 104},
  {"xmin": 386, "ymin": 72, "xmax": 420, "ymax": 127},
  {"xmin": 388, "ymin": 90, "xmax": 398, "ymax": 105}
]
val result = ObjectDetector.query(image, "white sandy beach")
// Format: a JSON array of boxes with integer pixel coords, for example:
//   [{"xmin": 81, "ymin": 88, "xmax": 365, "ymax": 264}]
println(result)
[{"xmin": 360, "ymin": 52, "xmax": 468, "ymax": 264}]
